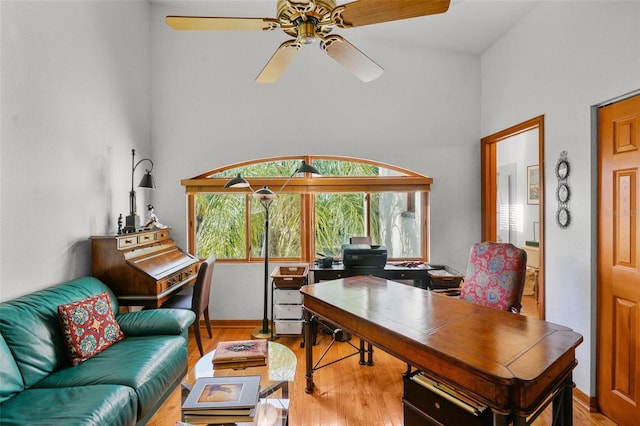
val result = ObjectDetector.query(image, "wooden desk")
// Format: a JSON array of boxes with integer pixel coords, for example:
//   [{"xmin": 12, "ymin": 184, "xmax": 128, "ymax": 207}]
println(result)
[
  {"xmin": 310, "ymin": 263, "xmax": 430, "ymax": 288},
  {"xmin": 90, "ymin": 228, "xmax": 199, "ymax": 308},
  {"xmin": 301, "ymin": 276, "xmax": 583, "ymax": 425}
]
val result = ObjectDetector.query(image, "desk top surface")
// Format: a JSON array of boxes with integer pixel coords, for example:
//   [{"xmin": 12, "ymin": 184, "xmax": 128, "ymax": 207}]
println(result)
[{"xmin": 300, "ymin": 275, "xmax": 583, "ymax": 413}]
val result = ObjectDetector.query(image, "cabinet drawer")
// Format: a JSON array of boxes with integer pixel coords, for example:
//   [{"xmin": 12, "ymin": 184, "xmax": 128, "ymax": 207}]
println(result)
[
  {"xmin": 274, "ymin": 304, "xmax": 303, "ymax": 320},
  {"xmin": 117, "ymin": 236, "xmax": 138, "ymax": 249},
  {"xmin": 182, "ymin": 264, "xmax": 198, "ymax": 281},
  {"xmin": 403, "ymin": 372, "xmax": 491, "ymax": 426},
  {"xmin": 274, "ymin": 289, "xmax": 302, "ymax": 304},
  {"xmin": 275, "ymin": 320, "xmax": 303, "ymax": 335},
  {"xmin": 159, "ymin": 273, "xmax": 182, "ymax": 292},
  {"xmin": 137, "ymin": 232, "xmax": 157, "ymax": 245}
]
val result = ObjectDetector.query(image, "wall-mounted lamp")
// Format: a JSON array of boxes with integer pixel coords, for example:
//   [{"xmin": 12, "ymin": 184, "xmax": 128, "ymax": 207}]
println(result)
[
  {"xmin": 124, "ymin": 149, "xmax": 155, "ymax": 233},
  {"xmin": 224, "ymin": 160, "xmax": 320, "ymax": 339}
]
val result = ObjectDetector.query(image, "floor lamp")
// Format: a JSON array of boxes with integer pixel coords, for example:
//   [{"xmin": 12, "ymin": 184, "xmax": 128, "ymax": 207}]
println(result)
[{"xmin": 224, "ymin": 160, "xmax": 320, "ymax": 339}]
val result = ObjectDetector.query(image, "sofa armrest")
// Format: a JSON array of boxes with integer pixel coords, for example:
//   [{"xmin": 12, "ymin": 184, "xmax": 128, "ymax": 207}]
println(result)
[{"xmin": 117, "ymin": 309, "xmax": 195, "ymax": 336}]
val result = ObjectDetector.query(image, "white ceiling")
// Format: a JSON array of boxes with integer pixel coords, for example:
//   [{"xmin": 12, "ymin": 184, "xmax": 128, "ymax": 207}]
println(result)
[{"xmin": 154, "ymin": 0, "xmax": 539, "ymax": 55}]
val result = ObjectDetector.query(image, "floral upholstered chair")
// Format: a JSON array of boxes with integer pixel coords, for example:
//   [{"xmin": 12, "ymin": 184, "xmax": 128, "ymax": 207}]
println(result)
[{"xmin": 460, "ymin": 242, "xmax": 528, "ymax": 314}]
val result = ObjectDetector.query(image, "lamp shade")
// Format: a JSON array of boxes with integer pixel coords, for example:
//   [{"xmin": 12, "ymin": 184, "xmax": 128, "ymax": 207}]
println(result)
[
  {"xmin": 296, "ymin": 160, "xmax": 320, "ymax": 175},
  {"xmin": 224, "ymin": 174, "xmax": 251, "ymax": 188},
  {"xmin": 253, "ymin": 186, "xmax": 276, "ymax": 202},
  {"xmin": 138, "ymin": 171, "xmax": 156, "ymax": 189}
]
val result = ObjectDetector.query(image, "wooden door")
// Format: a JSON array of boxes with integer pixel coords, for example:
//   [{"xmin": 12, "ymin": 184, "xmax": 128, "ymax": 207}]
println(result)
[{"xmin": 597, "ymin": 94, "xmax": 640, "ymax": 425}]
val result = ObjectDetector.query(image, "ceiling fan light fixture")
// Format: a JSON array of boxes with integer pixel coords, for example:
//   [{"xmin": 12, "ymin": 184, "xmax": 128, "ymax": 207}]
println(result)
[{"xmin": 296, "ymin": 18, "xmax": 317, "ymax": 44}]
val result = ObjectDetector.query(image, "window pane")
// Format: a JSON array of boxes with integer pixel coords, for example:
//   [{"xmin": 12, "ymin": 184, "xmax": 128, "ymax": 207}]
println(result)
[
  {"xmin": 195, "ymin": 193, "xmax": 246, "ymax": 259},
  {"xmin": 251, "ymin": 193, "xmax": 301, "ymax": 258},
  {"xmin": 315, "ymin": 193, "xmax": 366, "ymax": 256},
  {"xmin": 375, "ymin": 192, "xmax": 422, "ymax": 258},
  {"xmin": 312, "ymin": 160, "xmax": 380, "ymax": 177},
  {"xmin": 212, "ymin": 160, "xmax": 302, "ymax": 179},
  {"xmin": 188, "ymin": 157, "xmax": 430, "ymax": 262}
]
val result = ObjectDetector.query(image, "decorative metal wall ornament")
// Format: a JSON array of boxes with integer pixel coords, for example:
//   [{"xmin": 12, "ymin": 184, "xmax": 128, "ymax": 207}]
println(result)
[{"xmin": 555, "ymin": 151, "xmax": 571, "ymax": 228}]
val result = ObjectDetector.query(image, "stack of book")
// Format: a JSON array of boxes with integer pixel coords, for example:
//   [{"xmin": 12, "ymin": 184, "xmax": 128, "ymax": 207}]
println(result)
[
  {"xmin": 212, "ymin": 339, "xmax": 268, "ymax": 370},
  {"xmin": 182, "ymin": 375, "xmax": 261, "ymax": 424}
]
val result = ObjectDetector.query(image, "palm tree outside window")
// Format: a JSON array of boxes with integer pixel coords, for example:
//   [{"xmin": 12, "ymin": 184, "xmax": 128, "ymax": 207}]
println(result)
[{"xmin": 181, "ymin": 156, "xmax": 433, "ymax": 263}]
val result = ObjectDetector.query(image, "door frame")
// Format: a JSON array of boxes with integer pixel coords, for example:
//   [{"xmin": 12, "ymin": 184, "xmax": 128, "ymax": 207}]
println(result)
[{"xmin": 481, "ymin": 115, "xmax": 545, "ymax": 319}]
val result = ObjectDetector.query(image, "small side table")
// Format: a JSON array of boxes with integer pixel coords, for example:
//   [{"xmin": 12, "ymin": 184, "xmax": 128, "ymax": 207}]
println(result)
[{"xmin": 183, "ymin": 341, "xmax": 296, "ymax": 425}]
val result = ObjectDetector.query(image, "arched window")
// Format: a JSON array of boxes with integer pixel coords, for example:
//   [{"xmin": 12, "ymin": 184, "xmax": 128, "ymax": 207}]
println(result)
[{"xmin": 181, "ymin": 155, "xmax": 433, "ymax": 263}]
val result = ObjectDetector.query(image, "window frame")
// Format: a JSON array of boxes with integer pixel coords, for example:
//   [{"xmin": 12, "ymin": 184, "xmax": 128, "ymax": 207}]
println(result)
[{"xmin": 182, "ymin": 155, "xmax": 433, "ymax": 263}]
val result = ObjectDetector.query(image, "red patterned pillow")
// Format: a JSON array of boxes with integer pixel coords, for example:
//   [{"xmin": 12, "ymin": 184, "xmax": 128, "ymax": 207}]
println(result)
[{"xmin": 58, "ymin": 292, "xmax": 125, "ymax": 365}]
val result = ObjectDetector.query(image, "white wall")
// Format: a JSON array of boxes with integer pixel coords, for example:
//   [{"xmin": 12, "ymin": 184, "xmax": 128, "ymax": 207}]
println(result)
[
  {"xmin": 481, "ymin": 0, "xmax": 640, "ymax": 396},
  {"xmin": 0, "ymin": 1, "xmax": 151, "ymax": 300},
  {"xmin": 150, "ymin": 1, "xmax": 481, "ymax": 321}
]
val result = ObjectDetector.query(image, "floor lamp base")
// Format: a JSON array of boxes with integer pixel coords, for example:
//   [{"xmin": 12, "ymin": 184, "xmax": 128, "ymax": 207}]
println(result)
[{"xmin": 251, "ymin": 326, "xmax": 272, "ymax": 340}]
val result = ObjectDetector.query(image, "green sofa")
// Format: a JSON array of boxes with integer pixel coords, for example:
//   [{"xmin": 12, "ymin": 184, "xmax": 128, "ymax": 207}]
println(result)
[{"xmin": 0, "ymin": 276, "xmax": 195, "ymax": 426}]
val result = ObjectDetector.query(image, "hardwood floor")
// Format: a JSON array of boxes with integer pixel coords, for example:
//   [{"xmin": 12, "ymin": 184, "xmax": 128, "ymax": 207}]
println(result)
[{"xmin": 149, "ymin": 322, "xmax": 617, "ymax": 425}]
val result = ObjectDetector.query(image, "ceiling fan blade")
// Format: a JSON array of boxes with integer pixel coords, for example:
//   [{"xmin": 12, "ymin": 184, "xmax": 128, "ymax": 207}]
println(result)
[
  {"xmin": 321, "ymin": 35, "xmax": 383, "ymax": 83},
  {"xmin": 166, "ymin": 16, "xmax": 279, "ymax": 31},
  {"xmin": 333, "ymin": 0, "xmax": 450, "ymax": 28},
  {"xmin": 256, "ymin": 40, "xmax": 301, "ymax": 84}
]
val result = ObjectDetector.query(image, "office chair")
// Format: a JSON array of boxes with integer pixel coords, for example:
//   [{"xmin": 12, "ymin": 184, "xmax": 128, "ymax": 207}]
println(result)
[
  {"xmin": 161, "ymin": 255, "xmax": 216, "ymax": 356},
  {"xmin": 460, "ymin": 242, "xmax": 527, "ymax": 314}
]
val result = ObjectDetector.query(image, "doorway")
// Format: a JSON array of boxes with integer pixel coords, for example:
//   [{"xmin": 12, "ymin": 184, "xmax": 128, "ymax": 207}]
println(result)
[{"xmin": 481, "ymin": 116, "xmax": 545, "ymax": 319}]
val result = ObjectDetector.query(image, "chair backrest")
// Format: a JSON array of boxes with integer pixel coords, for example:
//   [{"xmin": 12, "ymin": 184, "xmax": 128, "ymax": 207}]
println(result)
[
  {"xmin": 460, "ymin": 242, "xmax": 527, "ymax": 313},
  {"xmin": 192, "ymin": 256, "xmax": 216, "ymax": 314}
]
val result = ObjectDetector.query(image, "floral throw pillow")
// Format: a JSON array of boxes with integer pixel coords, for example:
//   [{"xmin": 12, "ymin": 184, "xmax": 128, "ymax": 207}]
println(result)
[{"xmin": 58, "ymin": 292, "xmax": 125, "ymax": 366}]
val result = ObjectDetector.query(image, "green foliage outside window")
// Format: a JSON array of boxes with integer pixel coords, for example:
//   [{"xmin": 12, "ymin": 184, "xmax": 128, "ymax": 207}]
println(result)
[{"xmin": 193, "ymin": 158, "xmax": 423, "ymax": 261}]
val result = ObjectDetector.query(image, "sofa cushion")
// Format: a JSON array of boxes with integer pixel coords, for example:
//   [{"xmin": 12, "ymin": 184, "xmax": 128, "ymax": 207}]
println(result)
[
  {"xmin": 0, "ymin": 277, "xmax": 119, "ymax": 388},
  {"xmin": 34, "ymin": 334, "xmax": 188, "ymax": 420},
  {"xmin": 58, "ymin": 292, "xmax": 125, "ymax": 365},
  {"xmin": 0, "ymin": 384, "xmax": 137, "ymax": 426},
  {"xmin": 117, "ymin": 308, "xmax": 196, "ymax": 336},
  {"xmin": 0, "ymin": 333, "xmax": 24, "ymax": 404}
]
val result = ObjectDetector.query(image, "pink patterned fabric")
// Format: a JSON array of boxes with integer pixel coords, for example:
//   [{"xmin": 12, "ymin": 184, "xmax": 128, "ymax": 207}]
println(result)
[{"xmin": 460, "ymin": 242, "xmax": 527, "ymax": 313}]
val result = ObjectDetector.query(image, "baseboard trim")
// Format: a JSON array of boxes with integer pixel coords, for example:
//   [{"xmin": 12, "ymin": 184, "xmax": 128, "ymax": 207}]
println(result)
[
  {"xmin": 198, "ymin": 319, "xmax": 262, "ymax": 329},
  {"xmin": 573, "ymin": 387, "xmax": 599, "ymax": 413}
]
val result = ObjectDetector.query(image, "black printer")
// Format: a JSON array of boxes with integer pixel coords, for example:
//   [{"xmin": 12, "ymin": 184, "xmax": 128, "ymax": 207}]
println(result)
[{"xmin": 342, "ymin": 244, "xmax": 388, "ymax": 268}]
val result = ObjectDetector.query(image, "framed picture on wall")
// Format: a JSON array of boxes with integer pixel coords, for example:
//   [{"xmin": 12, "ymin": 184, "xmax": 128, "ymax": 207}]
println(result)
[{"xmin": 527, "ymin": 165, "xmax": 540, "ymax": 205}]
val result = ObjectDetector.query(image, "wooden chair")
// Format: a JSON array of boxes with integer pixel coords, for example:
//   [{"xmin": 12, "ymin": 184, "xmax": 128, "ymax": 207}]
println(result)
[
  {"xmin": 460, "ymin": 242, "xmax": 527, "ymax": 314},
  {"xmin": 161, "ymin": 255, "xmax": 215, "ymax": 356}
]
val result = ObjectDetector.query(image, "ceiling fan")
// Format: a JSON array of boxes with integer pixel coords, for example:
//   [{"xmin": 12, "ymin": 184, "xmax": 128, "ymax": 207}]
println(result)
[{"xmin": 166, "ymin": 0, "xmax": 451, "ymax": 83}]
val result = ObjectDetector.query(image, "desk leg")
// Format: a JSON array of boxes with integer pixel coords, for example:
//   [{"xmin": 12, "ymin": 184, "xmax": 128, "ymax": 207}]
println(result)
[
  {"xmin": 304, "ymin": 310, "xmax": 314, "ymax": 394},
  {"xmin": 492, "ymin": 411, "xmax": 510, "ymax": 426},
  {"xmin": 358, "ymin": 340, "xmax": 375, "ymax": 365},
  {"xmin": 552, "ymin": 373, "xmax": 574, "ymax": 426},
  {"xmin": 366, "ymin": 342, "xmax": 374, "ymax": 365}
]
